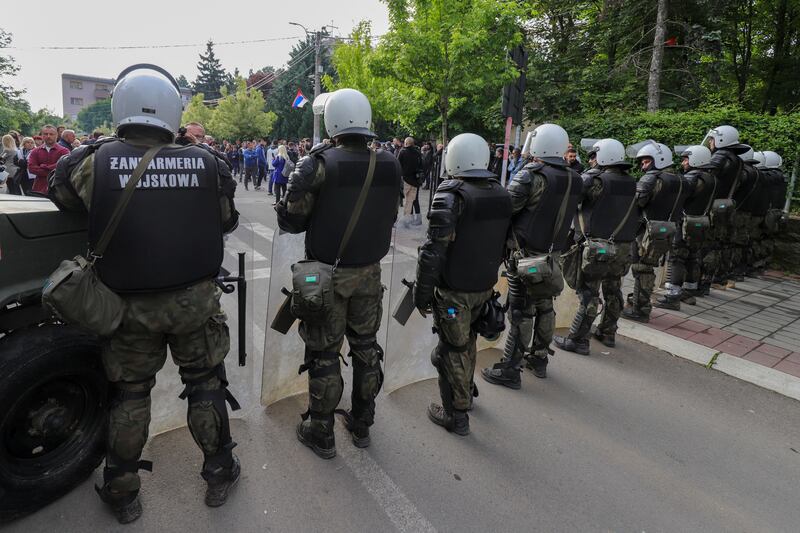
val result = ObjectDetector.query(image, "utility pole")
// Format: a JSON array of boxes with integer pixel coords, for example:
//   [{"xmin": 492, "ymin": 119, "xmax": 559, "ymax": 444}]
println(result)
[{"xmin": 313, "ymin": 30, "xmax": 322, "ymax": 145}]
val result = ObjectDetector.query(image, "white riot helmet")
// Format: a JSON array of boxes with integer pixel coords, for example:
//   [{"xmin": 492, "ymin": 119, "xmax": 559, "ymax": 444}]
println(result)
[
  {"xmin": 702, "ymin": 125, "xmax": 739, "ymax": 150},
  {"xmin": 528, "ymin": 123, "xmax": 569, "ymax": 165},
  {"xmin": 444, "ymin": 133, "xmax": 496, "ymax": 178},
  {"xmin": 680, "ymin": 145, "xmax": 712, "ymax": 168},
  {"xmin": 763, "ymin": 150, "xmax": 784, "ymax": 169},
  {"xmin": 738, "ymin": 145, "xmax": 759, "ymax": 164},
  {"xmin": 590, "ymin": 138, "xmax": 630, "ymax": 167},
  {"xmin": 636, "ymin": 142, "xmax": 673, "ymax": 170},
  {"xmin": 112, "ymin": 64, "xmax": 183, "ymax": 135},
  {"xmin": 323, "ymin": 88, "xmax": 375, "ymax": 138},
  {"xmin": 752, "ymin": 151, "xmax": 768, "ymax": 169}
]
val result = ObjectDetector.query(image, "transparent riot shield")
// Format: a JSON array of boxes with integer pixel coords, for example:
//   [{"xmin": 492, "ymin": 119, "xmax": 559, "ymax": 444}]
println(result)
[
  {"xmin": 260, "ymin": 228, "xmax": 394, "ymax": 406},
  {"xmin": 149, "ymin": 217, "xmax": 255, "ymax": 435}
]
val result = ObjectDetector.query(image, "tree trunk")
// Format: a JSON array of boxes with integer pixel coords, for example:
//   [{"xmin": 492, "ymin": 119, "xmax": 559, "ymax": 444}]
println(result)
[
  {"xmin": 646, "ymin": 0, "xmax": 668, "ymax": 112},
  {"xmin": 440, "ymin": 97, "xmax": 449, "ymax": 146}
]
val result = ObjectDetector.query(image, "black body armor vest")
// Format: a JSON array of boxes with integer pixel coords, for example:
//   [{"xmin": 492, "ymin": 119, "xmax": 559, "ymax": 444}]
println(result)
[
  {"xmin": 682, "ymin": 169, "xmax": 717, "ymax": 216},
  {"xmin": 709, "ymin": 148, "xmax": 743, "ymax": 199},
  {"xmin": 642, "ymin": 170, "xmax": 689, "ymax": 223},
  {"xmin": 766, "ymin": 169, "xmax": 788, "ymax": 209},
  {"xmin": 513, "ymin": 163, "xmax": 582, "ymax": 253},
  {"xmin": 443, "ymin": 179, "xmax": 511, "ymax": 292},
  {"xmin": 89, "ymin": 140, "xmax": 223, "ymax": 293},
  {"xmin": 733, "ymin": 163, "xmax": 762, "ymax": 213},
  {"xmin": 306, "ymin": 146, "xmax": 401, "ymax": 267},
  {"xmin": 578, "ymin": 169, "xmax": 639, "ymax": 242}
]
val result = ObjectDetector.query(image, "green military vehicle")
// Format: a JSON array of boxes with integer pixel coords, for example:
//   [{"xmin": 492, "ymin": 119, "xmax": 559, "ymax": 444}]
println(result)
[{"xmin": 0, "ymin": 195, "xmax": 107, "ymax": 523}]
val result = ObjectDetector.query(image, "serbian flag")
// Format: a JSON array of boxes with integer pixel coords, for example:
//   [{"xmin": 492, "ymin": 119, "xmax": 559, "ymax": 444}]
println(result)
[{"xmin": 292, "ymin": 90, "xmax": 309, "ymax": 108}]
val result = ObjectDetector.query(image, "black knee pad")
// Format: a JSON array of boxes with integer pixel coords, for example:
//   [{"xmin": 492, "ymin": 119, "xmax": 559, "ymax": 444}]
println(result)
[{"xmin": 302, "ymin": 351, "xmax": 344, "ymax": 419}]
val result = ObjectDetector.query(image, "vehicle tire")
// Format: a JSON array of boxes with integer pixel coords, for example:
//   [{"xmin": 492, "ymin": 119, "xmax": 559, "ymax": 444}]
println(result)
[{"xmin": 0, "ymin": 324, "xmax": 107, "ymax": 523}]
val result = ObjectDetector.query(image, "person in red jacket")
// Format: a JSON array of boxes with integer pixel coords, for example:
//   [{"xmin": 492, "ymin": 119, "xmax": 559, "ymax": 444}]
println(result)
[{"xmin": 27, "ymin": 124, "xmax": 69, "ymax": 194}]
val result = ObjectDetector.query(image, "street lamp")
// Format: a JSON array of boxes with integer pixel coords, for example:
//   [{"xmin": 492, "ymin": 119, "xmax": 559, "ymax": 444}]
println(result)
[{"xmin": 290, "ymin": 22, "xmax": 322, "ymax": 145}]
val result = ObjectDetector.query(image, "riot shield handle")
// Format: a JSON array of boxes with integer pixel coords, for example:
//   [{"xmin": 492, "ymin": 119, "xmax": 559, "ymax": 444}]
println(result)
[
  {"xmin": 392, "ymin": 278, "xmax": 417, "ymax": 326},
  {"xmin": 218, "ymin": 252, "xmax": 248, "ymax": 367}
]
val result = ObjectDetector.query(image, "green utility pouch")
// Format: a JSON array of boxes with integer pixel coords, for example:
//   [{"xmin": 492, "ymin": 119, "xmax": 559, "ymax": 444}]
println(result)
[
  {"xmin": 513, "ymin": 252, "xmax": 564, "ymax": 298},
  {"xmin": 710, "ymin": 198, "xmax": 735, "ymax": 226},
  {"xmin": 42, "ymin": 144, "xmax": 164, "ymax": 337},
  {"xmin": 581, "ymin": 239, "xmax": 617, "ymax": 278},
  {"xmin": 764, "ymin": 208, "xmax": 787, "ymax": 234},
  {"xmin": 290, "ymin": 261, "xmax": 333, "ymax": 321},
  {"xmin": 682, "ymin": 215, "xmax": 710, "ymax": 243},
  {"xmin": 639, "ymin": 220, "xmax": 676, "ymax": 263},
  {"xmin": 288, "ymin": 150, "xmax": 377, "ymax": 323}
]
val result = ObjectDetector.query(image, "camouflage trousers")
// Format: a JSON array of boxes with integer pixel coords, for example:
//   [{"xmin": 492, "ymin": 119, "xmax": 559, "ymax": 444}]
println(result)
[
  {"xmin": 298, "ymin": 263, "xmax": 385, "ymax": 435},
  {"xmin": 702, "ymin": 221, "xmax": 733, "ymax": 284},
  {"xmin": 747, "ymin": 216, "xmax": 767, "ymax": 270},
  {"xmin": 568, "ymin": 242, "xmax": 632, "ymax": 341},
  {"xmin": 431, "ymin": 287, "xmax": 493, "ymax": 411},
  {"xmin": 729, "ymin": 212, "xmax": 751, "ymax": 277},
  {"xmin": 629, "ymin": 232, "xmax": 672, "ymax": 316},
  {"xmin": 503, "ymin": 274, "xmax": 556, "ymax": 367},
  {"xmin": 664, "ymin": 233, "xmax": 704, "ymax": 295},
  {"xmin": 101, "ymin": 280, "xmax": 234, "ymax": 499}
]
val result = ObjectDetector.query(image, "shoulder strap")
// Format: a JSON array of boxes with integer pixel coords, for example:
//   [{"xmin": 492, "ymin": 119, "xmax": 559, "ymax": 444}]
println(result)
[
  {"xmin": 334, "ymin": 150, "xmax": 377, "ymax": 266},
  {"xmin": 667, "ymin": 173, "xmax": 684, "ymax": 221},
  {"xmin": 703, "ymin": 172, "xmax": 718, "ymax": 215},
  {"xmin": 610, "ymin": 192, "xmax": 637, "ymax": 242},
  {"xmin": 91, "ymin": 144, "xmax": 164, "ymax": 259},
  {"xmin": 548, "ymin": 167, "xmax": 575, "ymax": 251}
]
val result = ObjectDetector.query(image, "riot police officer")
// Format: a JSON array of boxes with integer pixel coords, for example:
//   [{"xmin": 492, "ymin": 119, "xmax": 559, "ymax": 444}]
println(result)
[
  {"xmin": 655, "ymin": 145, "xmax": 717, "ymax": 310},
  {"xmin": 729, "ymin": 146, "xmax": 763, "ymax": 279},
  {"xmin": 623, "ymin": 142, "xmax": 688, "ymax": 322},
  {"xmin": 275, "ymin": 88, "xmax": 401, "ymax": 458},
  {"xmin": 759, "ymin": 151, "xmax": 789, "ymax": 266},
  {"xmin": 702, "ymin": 125, "xmax": 749, "ymax": 290},
  {"xmin": 414, "ymin": 133, "xmax": 511, "ymax": 435},
  {"xmin": 48, "ymin": 64, "xmax": 240, "ymax": 523},
  {"xmin": 480, "ymin": 124, "xmax": 582, "ymax": 388},
  {"xmin": 554, "ymin": 139, "xmax": 640, "ymax": 355}
]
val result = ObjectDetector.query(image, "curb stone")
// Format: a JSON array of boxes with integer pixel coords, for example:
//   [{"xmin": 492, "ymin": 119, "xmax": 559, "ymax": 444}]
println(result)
[{"xmin": 617, "ymin": 321, "xmax": 800, "ymax": 403}]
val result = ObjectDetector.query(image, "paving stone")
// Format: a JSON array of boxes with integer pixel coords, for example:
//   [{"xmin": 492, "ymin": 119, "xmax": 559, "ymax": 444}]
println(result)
[
  {"xmin": 664, "ymin": 326, "xmax": 698, "ymax": 340},
  {"xmin": 769, "ymin": 330, "xmax": 800, "ymax": 342},
  {"xmin": 762, "ymin": 337, "xmax": 800, "ymax": 352},
  {"xmin": 773, "ymin": 359, "xmax": 800, "ymax": 377},
  {"xmin": 785, "ymin": 352, "xmax": 800, "ymax": 364},
  {"xmin": 678, "ymin": 320, "xmax": 709, "ymax": 333},
  {"xmin": 729, "ymin": 323, "xmax": 774, "ymax": 336},
  {"xmin": 690, "ymin": 315, "xmax": 729, "ymax": 328},
  {"xmin": 724, "ymin": 328, "xmax": 765, "ymax": 341},
  {"xmin": 688, "ymin": 328, "xmax": 735, "ymax": 348},
  {"xmin": 715, "ymin": 335, "xmax": 763, "ymax": 356},
  {"xmin": 754, "ymin": 343, "xmax": 791, "ymax": 358},
  {"xmin": 649, "ymin": 308, "xmax": 666, "ymax": 318},
  {"xmin": 643, "ymin": 313, "xmax": 685, "ymax": 331},
  {"xmin": 742, "ymin": 351, "xmax": 782, "ymax": 367}
]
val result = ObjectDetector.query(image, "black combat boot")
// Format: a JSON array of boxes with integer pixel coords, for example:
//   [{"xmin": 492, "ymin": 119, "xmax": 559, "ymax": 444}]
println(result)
[
  {"xmin": 204, "ymin": 453, "xmax": 241, "ymax": 507},
  {"xmin": 480, "ymin": 361, "xmax": 522, "ymax": 389},
  {"xmin": 97, "ymin": 486, "xmax": 143, "ymax": 525},
  {"xmin": 427, "ymin": 404, "xmax": 470, "ymax": 436},
  {"xmin": 592, "ymin": 329, "xmax": 616, "ymax": 347},
  {"xmin": 337, "ymin": 409, "xmax": 371, "ymax": 448},
  {"xmin": 654, "ymin": 293, "xmax": 681, "ymax": 310},
  {"xmin": 622, "ymin": 282, "xmax": 650, "ymax": 322},
  {"xmin": 525, "ymin": 354, "xmax": 548, "ymax": 378},
  {"xmin": 296, "ymin": 414, "xmax": 336, "ymax": 459},
  {"xmin": 553, "ymin": 335, "xmax": 590, "ymax": 355}
]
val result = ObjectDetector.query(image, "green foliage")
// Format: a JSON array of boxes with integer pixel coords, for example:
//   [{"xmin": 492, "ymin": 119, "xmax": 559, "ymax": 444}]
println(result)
[
  {"xmin": 265, "ymin": 35, "xmax": 333, "ymax": 140},
  {"xmin": 182, "ymin": 93, "xmax": 214, "ymax": 129},
  {"xmin": 193, "ymin": 40, "xmax": 229, "ymax": 101},
  {"xmin": 373, "ymin": 0, "xmax": 525, "ymax": 142},
  {"xmin": 209, "ymin": 79, "xmax": 277, "ymax": 140},
  {"xmin": 560, "ymin": 106, "xmax": 800, "ymax": 176},
  {"xmin": 76, "ymin": 98, "xmax": 112, "ymax": 133}
]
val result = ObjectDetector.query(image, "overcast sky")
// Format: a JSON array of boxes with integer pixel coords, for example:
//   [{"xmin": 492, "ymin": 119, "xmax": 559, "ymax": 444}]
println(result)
[{"xmin": 2, "ymin": 0, "xmax": 389, "ymax": 115}]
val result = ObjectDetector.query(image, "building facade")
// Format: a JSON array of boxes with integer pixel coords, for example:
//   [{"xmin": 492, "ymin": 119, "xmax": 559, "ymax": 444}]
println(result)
[{"xmin": 62, "ymin": 73, "xmax": 193, "ymax": 123}]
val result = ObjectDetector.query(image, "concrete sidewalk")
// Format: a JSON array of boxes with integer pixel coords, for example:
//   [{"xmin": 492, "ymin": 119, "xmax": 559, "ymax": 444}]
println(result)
[{"xmin": 621, "ymin": 271, "xmax": 800, "ymax": 401}]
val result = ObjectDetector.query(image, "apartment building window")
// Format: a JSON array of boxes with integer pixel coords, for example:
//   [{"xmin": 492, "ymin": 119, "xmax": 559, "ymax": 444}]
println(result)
[
  {"xmin": 69, "ymin": 80, "xmax": 82, "ymax": 89},
  {"xmin": 96, "ymin": 84, "xmax": 108, "ymax": 91},
  {"xmin": 70, "ymin": 97, "xmax": 84, "ymax": 106}
]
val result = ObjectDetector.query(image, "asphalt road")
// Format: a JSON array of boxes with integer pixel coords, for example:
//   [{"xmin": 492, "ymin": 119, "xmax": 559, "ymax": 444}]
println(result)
[{"xmin": 7, "ymin": 186, "xmax": 800, "ymax": 532}]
